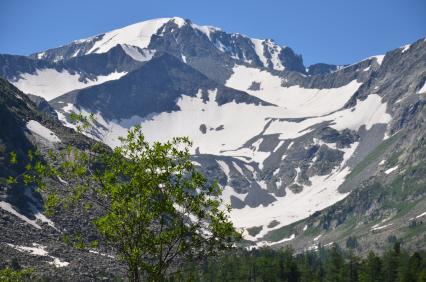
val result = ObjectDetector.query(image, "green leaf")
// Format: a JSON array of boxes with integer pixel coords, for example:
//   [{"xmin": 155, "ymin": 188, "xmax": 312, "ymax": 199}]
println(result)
[{"xmin": 9, "ymin": 151, "xmax": 17, "ymax": 165}]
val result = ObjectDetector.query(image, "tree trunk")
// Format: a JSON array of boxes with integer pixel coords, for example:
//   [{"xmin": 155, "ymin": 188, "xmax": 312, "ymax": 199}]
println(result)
[
  {"xmin": 149, "ymin": 271, "xmax": 166, "ymax": 282},
  {"xmin": 129, "ymin": 264, "xmax": 141, "ymax": 282}
]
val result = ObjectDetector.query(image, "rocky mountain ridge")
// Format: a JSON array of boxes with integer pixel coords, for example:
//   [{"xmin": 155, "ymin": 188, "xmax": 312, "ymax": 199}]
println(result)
[{"xmin": 0, "ymin": 78, "xmax": 125, "ymax": 279}]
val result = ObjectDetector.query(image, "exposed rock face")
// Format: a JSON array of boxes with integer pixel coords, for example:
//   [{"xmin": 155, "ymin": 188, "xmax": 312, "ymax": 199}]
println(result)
[
  {"xmin": 307, "ymin": 63, "xmax": 342, "ymax": 75},
  {"xmin": 26, "ymin": 94, "xmax": 58, "ymax": 118}
]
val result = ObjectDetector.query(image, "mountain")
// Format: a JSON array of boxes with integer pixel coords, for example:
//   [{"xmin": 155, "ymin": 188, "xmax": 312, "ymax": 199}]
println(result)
[
  {"xmin": 30, "ymin": 17, "xmax": 305, "ymax": 77},
  {"xmin": 0, "ymin": 16, "xmax": 425, "ymax": 262}
]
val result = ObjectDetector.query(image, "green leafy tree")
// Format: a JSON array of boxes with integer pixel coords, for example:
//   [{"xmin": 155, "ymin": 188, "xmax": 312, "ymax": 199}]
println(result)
[{"xmin": 12, "ymin": 117, "xmax": 240, "ymax": 281}]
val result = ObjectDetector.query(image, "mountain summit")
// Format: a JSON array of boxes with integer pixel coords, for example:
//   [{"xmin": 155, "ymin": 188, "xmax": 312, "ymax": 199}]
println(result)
[{"xmin": 31, "ymin": 17, "xmax": 306, "ymax": 74}]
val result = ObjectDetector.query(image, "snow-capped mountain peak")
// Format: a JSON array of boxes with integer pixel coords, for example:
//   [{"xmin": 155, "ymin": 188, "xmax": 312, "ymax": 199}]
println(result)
[
  {"xmin": 86, "ymin": 18, "xmax": 172, "ymax": 54},
  {"xmin": 31, "ymin": 17, "xmax": 305, "ymax": 73}
]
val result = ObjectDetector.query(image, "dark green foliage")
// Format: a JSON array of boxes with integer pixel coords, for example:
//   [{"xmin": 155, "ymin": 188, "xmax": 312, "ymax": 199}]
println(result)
[
  {"xmin": 324, "ymin": 245, "xmax": 346, "ymax": 281},
  {"xmin": 10, "ymin": 258, "xmax": 21, "ymax": 271},
  {"xmin": 346, "ymin": 236, "xmax": 359, "ymax": 250},
  {"xmin": 175, "ymin": 244, "xmax": 426, "ymax": 282},
  {"xmin": 360, "ymin": 252, "xmax": 383, "ymax": 282},
  {"xmin": 388, "ymin": 235, "xmax": 399, "ymax": 244}
]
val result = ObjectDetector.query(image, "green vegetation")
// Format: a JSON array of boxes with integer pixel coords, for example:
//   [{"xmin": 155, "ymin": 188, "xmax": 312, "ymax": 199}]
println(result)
[
  {"xmin": 3, "ymin": 244, "xmax": 426, "ymax": 281},
  {"xmin": 177, "ymin": 243, "xmax": 426, "ymax": 281},
  {"xmin": 347, "ymin": 132, "xmax": 401, "ymax": 180},
  {"xmin": 261, "ymin": 225, "xmax": 295, "ymax": 243},
  {"xmin": 386, "ymin": 150, "xmax": 402, "ymax": 168},
  {"xmin": 0, "ymin": 267, "xmax": 33, "ymax": 282},
  {"xmin": 10, "ymin": 117, "xmax": 240, "ymax": 281}
]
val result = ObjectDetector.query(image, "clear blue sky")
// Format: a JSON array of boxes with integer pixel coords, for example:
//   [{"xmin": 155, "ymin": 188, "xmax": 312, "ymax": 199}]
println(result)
[{"xmin": 1, "ymin": 0, "xmax": 425, "ymax": 66}]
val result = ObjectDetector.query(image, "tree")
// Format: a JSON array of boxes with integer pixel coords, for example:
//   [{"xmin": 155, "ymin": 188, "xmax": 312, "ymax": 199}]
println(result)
[
  {"xmin": 324, "ymin": 245, "xmax": 345, "ymax": 282},
  {"xmin": 360, "ymin": 251, "xmax": 382, "ymax": 282},
  {"xmin": 345, "ymin": 250, "xmax": 360, "ymax": 282},
  {"xmin": 382, "ymin": 242, "xmax": 401, "ymax": 282},
  {"xmin": 13, "ymin": 121, "xmax": 240, "ymax": 281},
  {"xmin": 346, "ymin": 236, "xmax": 359, "ymax": 250},
  {"xmin": 276, "ymin": 248, "xmax": 300, "ymax": 282},
  {"xmin": 10, "ymin": 258, "xmax": 20, "ymax": 271}
]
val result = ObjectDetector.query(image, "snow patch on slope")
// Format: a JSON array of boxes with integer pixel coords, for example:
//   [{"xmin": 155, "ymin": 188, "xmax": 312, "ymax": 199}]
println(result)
[
  {"xmin": 401, "ymin": 44, "xmax": 411, "ymax": 53},
  {"xmin": 222, "ymin": 186, "xmax": 247, "ymax": 203},
  {"xmin": 23, "ymin": 189, "xmax": 57, "ymax": 230},
  {"xmin": 229, "ymin": 165, "xmax": 352, "ymax": 233},
  {"xmin": 251, "ymin": 39, "xmax": 268, "ymax": 67},
  {"xmin": 26, "ymin": 120, "xmax": 61, "ymax": 143},
  {"xmin": 121, "ymin": 45, "xmax": 155, "ymax": 62},
  {"xmin": 385, "ymin": 165, "xmax": 398, "ymax": 174},
  {"xmin": 244, "ymin": 142, "xmax": 359, "ymax": 240},
  {"xmin": 88, "ymin": 249, "xmax": 115, "ymax": 259},
  {"xmin": 417, "ymin": 81, "xmax": 426, "ymax": 94},
  {"xmin": 0, "ymin": 199, "xmax": 56, "ymax": 230},
  {"xmin": 256, "ymin": 234, "xmax": 295, "ymax": 247},
  {"xmin": 265, "ymin": 40, "xmax": 285, "ymax": 70},
  {"xmin": 13, "ymin": 69, "xmax": 127, "ymax": 101},
  {"xmin": 265, "ymin": 94, "xmax": 391, "ymax": 140},
  {"xmin": 217, "ymin": 160, "xmax": 231, "ymax": 180},
  {"xmin": 6, "ymin": 243, "xmax": 69, "ymax": 267},
  {"xmin": 371, "ymin": 55, "xmax": 385, "ymax": 65},
  {"xmin": 371, "ymin": 223, "xmax": 393, "ymax": 231},
  {"xmin": 170, "ymin": 17, "xmax": 186, "ymax": 28},
  {"xmin": 0, "ymin": 201, "xmax": 42, "ymax": 229},
  {"xmin": 226, "ymin": 65, "xmax": 362, "ymax": 116},
  {"xmin": 191, "ymin": 23, "xmax": 221, "ymax": 40}
]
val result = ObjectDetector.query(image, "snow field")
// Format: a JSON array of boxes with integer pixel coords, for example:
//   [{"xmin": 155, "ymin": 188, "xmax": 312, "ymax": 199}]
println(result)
[
  {"xmin": 54, "ymin": 64, "xmax": 394, "ymax": 243},
  {"xmin": 13, "ymin": 69, "xmax": 127, "ymax": 101}
]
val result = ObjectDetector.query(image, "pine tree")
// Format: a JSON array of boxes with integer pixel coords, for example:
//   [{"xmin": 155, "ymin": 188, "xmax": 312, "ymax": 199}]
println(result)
[
  {"xmin": 382, "ymin": 242, "xmax": 401, "ymax": 282},
  {"xmin": 324, "ymin": 245, "xmax": 345, "ymax": 282},
  {"xmin": 360, "ymin": 251, "xmax": 383, "ymax": 282},
  {"xmin": 347, "ymin": 251, "xmax": 360, "ymax": 282}
]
